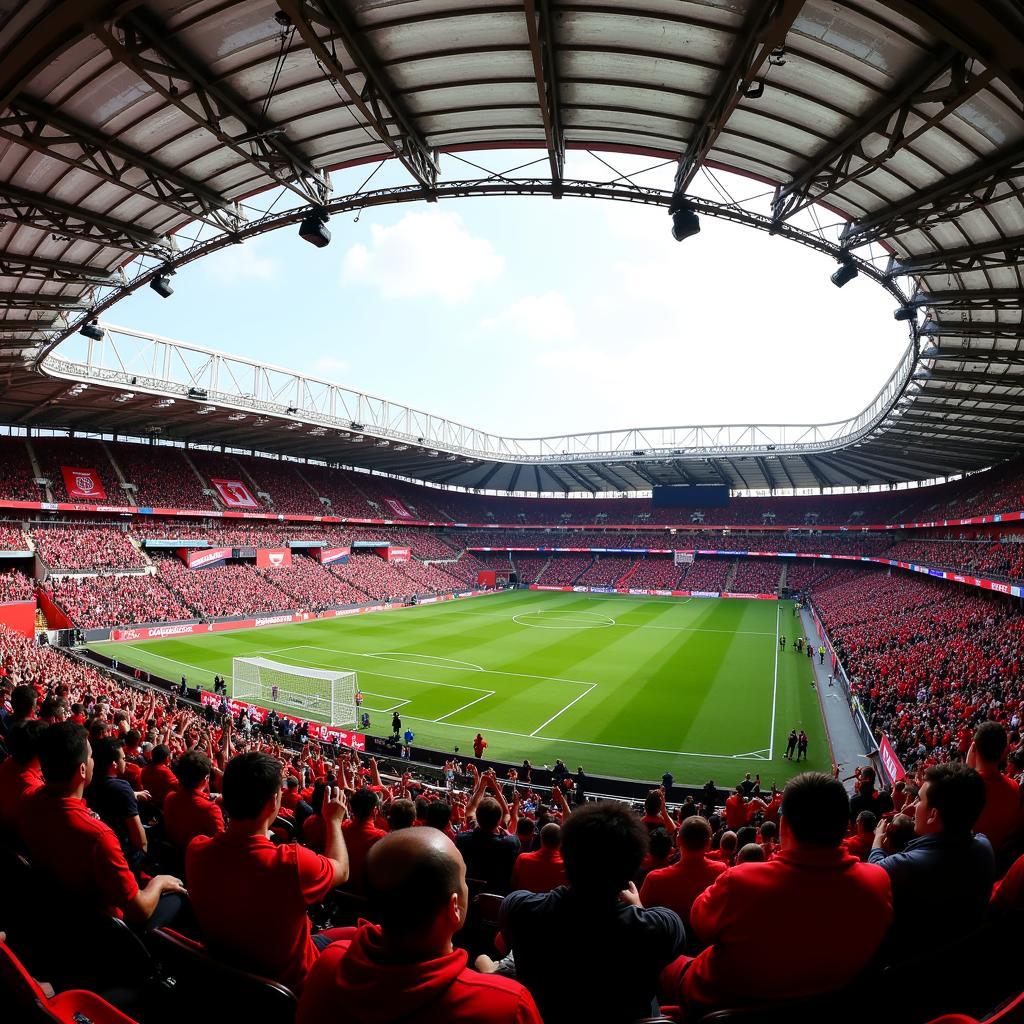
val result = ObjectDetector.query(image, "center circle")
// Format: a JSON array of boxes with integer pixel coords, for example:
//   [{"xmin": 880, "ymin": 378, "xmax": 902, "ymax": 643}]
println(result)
[{"xmin": 513, "ymin": 609, "xmax": 616, "ymax": 629}]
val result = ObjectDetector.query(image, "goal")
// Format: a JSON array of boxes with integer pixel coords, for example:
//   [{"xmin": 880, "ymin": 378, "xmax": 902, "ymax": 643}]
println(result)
[{"xmin": 232, "ymin": 657, "xmax": 357, "ymax": 726}]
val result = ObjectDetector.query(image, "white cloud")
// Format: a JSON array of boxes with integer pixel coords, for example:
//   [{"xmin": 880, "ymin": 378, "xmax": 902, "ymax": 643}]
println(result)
[
  {"xmin": 341, "ymin": 210, "xmax": 504, "ymax": 304},
  {"xmin": 203, "ymin": 241, "xmax": 279, "ymax": 284},
  {"xmin": 481, "ymin": 291, "xmax": 577, "ymax": 342}
]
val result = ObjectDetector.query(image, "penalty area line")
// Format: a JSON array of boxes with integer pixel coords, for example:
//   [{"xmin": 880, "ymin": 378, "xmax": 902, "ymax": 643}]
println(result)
[
  {"xmin": 432, "ymin": 690, "xmax": 496, "ymax": 723},
  {"xmin": 530, "ymin": 682, "xmax": 597, "ymax": 737}
]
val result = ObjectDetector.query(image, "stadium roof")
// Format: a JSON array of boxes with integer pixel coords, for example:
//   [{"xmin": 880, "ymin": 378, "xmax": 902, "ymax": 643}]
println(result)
[{"xmin": 1, "ymin": 1, "xmax": 1023, "ymax": 493}]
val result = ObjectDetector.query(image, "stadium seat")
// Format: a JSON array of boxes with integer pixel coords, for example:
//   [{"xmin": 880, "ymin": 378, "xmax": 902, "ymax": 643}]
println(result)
[
  {"xmin": 0, "ymin": 939, "xmax": 140, "ymax": 1024},
  {"xmin": 928, "ymin": 990, "xmax": 1024, "ymax": 1023},
  {"xmin": 147, "ymin": 927, "xmax": 298, "ymax": 1023}
]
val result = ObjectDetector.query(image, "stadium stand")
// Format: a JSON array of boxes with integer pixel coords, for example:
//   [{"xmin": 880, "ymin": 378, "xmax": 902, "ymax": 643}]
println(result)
[
  {"xmin": 576, "ymin": 555, "xmax": 634, "ymax": 587},
  {"xmin": 0, "ymin": 439, "xmax": 45, "ymax": 502},
  {"xmin": 730, "ymin": 558, "xmax": 783, "ymax": 593},
  {"xmin": 42, "ymin": 574, "xmax": 194, "ymax": 629},
  {"xmin": 679, "ymin": 558, "xmax": 734, "ymax": 592},
  {"xmin": 626, "ymin": 557, "xmax": 687, "ymax": 590},
  {"xmin": 535, "ymin": 555, "xmax": 593, "ymax": 586},
  {"xmin": 0, "ymin": 569, "xmax": 34, "ymax": 602},
  {"xmin": 31, "ymin": 526, "xmax": 149, "ymax": 572},
  {"xmin": 154, "ymin": 558, "xmax": 291, "ymax": 617},
  {"xmin": 114, "ymin": 444, "xmax": 213, "ymax": 510},
  {"xmin": 33, "ymin": 439, "xmax": 127, "ymax": 507}
]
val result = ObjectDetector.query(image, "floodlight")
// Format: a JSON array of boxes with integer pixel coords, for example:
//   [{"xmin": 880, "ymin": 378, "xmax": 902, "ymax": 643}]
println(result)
[
  {"xmin": 894, "ymin": 305, "xmax": 917, "ymax": 321},
  {"xmin": 79, "ymin": 320, "xmax": 104, "ymax": 341},
  {"xmin": 150, "ymin": 273, "xmax": 174, "ymax": 298},
  {"xmin": 299, "ymin": 210, "xmax": 331, "ymax": 248},
  {"xmin": 830, "ymin": 258, "xmax": 858, "ymax": 288},
  {"xmin": 670, "ymin": 205, "xmax": 700, "ymax": 242}
]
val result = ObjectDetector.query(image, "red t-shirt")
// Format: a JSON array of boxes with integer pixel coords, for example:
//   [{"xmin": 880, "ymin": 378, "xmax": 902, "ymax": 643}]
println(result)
[
  {"xmin": 724, "ymin": 795, "xmax": 748, "ymax": 830},
  {"xmin": 121, "ymin": 762, "xmax": 143, "ymax": 791},
  {"xmin": 974, "ymin": 768, "xmax": 1022, "ymax": 855},
  {"xmin": 141, "ymin": 763, "xmax": 177, "ymax": 807},
  {"xmin": 843, "ymin": 832, "xmax": 873, "ymax": 862},
  {"xmin": 163, "ymin": 787, "xmax": 225, "ymax": 850},
  {"xmin": 341, "ymin": 817, "xmax": 387, "ymax": 894},
  {"xmin": 510, "ymin": 848, "xmax": 567, "ymax": 893},
  {"xmin": 640, "ymin": 854, "xmax": 727, "ymax": 930},
  {"xmin": 0, "ymin": 758, "xmax": 42, "ymax": 833},
  {"xmin": 662, "ymin": 846, "xmax": 892, "ymax": 1011},
  {"xmin": 991, "ymin": 851, "xmax": 1024, "ymax": 913},
  {"xmin": 17, "ymin": 787, "xmax": 138, "ymax": 916},
  {"xmin": 303, "ymin": 814, "xmax": 325, "ymax": 852},
  {"xmin": 186, "ymin": 830, "xmax": 336, "ymax": 993},
  {"xmin": 474, "ymin": 739, "xmax": 487, "ymax": 758},
  {"xmin": 297, "ymin": 922, "xmax": 541, "ymax": 1024}
]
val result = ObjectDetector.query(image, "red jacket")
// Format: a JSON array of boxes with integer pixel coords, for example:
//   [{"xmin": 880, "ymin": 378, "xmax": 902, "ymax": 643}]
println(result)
[
  {"xmin": 296, "ymin": 922, "xmax": 541, "ymax": 1024},
  {"xmin": 510, "ymin": 848, "xmax": 567, "ymax": 893},
  {"xmin": 663, "ymin": 845, "xmax": 892, "ymax": 1011}
]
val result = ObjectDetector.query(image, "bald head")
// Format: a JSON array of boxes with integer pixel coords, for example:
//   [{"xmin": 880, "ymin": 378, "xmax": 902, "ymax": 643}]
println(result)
[{"xmin": 366, "ymin": 827, "xmax": 467, "ymax": 938}]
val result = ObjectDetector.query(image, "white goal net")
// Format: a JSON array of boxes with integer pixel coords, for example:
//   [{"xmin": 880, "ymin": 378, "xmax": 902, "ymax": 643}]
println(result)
[{"xmin": 232, "ymin": 657, "xmax": 357, "ymax": 726}]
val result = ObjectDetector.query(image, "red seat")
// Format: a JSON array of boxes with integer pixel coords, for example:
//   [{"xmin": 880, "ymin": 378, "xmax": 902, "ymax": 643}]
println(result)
[
  {"xmin": 929, "ymin": 990, "xmax": 1024, "ymax": 1024},
  {"xmin": 0, "ymin": 939, "xmax": 139, "ymax": 1024}
]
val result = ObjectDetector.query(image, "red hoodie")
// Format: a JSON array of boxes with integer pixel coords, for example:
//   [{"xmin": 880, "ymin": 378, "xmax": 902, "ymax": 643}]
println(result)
[{"xmin": 296, "ymin": 922, "xmax": 541, "ymax": 1024}]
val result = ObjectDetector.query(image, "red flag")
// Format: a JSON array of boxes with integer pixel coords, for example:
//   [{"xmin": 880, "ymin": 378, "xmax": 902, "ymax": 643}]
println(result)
[
  {"xmin": 210, "ymin": 478, "xmax": 258, "ymax": 508},
  {"xmin": 61, "ymin": 466, "xmax": 107, "ymax": 500}
]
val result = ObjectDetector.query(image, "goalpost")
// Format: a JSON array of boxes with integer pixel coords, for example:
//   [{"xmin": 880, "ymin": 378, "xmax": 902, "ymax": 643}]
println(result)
[{"xmin": 232, "ymin": 657, "xmax": 358, "ymax": 726}]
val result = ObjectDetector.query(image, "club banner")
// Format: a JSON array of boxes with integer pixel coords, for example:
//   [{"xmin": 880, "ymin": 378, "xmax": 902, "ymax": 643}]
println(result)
[
  {"xmin": 315, "ymin": 546, "xmax": 350, "ymax": 565},
  {"xmin": 383, "ymin": 546, "xmax": 411, "ymax": 563},
  {"xmin": 384, "ymin": 498, "xmax": 412, "ymax": 518},
  {"xmin": 878, "ymin": 734, "xmax": 907, "ymax": 783},
  {"xmin": 257, "ymin": 547, "xmax": 292, "ymax": 569},
  {"xmin": 179, "ymin": 546, "xmax": 232, "ymax": 569},
  {"xmin": 210, "ymin": 478, "xmax": 258, "ymax": 508},
  {"xmin": 61, "ymin": 466, "xmax": 107, "ymax": 500}
]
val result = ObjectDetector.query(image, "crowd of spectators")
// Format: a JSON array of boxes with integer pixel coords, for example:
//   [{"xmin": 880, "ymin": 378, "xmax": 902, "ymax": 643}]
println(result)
[
  {"xmin": 114, "ymin": 444, "xmax": 212, "ymax": 510},
  {"xmin": 154, "ymin": 558, "xmax": 292, "ymax": 618},
  {"xmin": 535, "ymin": 556, "xmax": 594, "ymax": 586},
  {"xmin": 0, "ymin": 569, "xmax": 33, "ymax": 603},
  {"xmin": 33, "ymin": 439, "xmax": 127, "ymax": 507},
  {"xmin": 0, "ymin": 439, "xmax": 46, "ymax": 501},
  {"xmin": 0, "ymin": 523, "xmax": 27, "ymax": 550},
  {"xmin": 729, "ymin": 559, "xmax": 783, "ymax": 593},
  {"xmin": 243, "ymin": 461, "xmax": 326, "ymax": 516},
  {"xmin": 261, "ymin": 557, "xmax": 370, "ymax": 611},
  {"xmin": 627, "ymin": 558, "xmax": 687, "ymax": 590},
  {"xmin": 43, "ymin": 574, "xmax": 194, "ymax": 629},
  {"xmin": 678, "ymin": 558, "xmax": 734, "ymax": 592},
  {"xmin": 327, "ymin": 554, "xmax": 419, "ymax": 602},
  {"xmin": 32, "ymin": 526, "xmax": 149, "ymax": 572},
  {"xmin": 576, "ymin": 556, "xmax": 635, "ymax": 587}
]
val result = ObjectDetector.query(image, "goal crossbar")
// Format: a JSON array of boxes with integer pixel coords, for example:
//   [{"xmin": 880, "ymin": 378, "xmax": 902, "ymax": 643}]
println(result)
[{"xmin": 232, "ymin": 656, "xmax": 357, "ymax": 726}]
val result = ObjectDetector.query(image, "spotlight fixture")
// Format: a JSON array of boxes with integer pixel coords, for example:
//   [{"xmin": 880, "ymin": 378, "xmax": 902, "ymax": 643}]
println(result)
[
  {"xmin": 150, "ymin": 273, "xmax": 174, "ymax": 298},
  {"xmin": 894, "ymin": 305, "xmax": 917, "ymax": 321},
  {"xmin": 299, "ymin": 209, "xmax": 331, "ymax": 248},
  {"xmin": 830, "ymin": 257, "xmax": 858, "ymax": 288},
  {"xmin": 79, "ymin": 320, "xmax": 104, "ymax": 341},
  {"xmin": 670, "ymin": 204, "xmax": 700, "ymax": 242}
]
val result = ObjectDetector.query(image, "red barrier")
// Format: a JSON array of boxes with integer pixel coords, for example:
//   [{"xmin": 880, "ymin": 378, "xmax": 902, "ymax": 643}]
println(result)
[{"xmin": 35, "ymin": 588, "xmax": 72, "ymax": 630}]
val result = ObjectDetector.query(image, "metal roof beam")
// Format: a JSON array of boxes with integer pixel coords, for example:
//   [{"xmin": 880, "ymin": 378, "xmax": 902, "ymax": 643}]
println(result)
[
  {"xmin": 773, "ymin": 47, "xmax": 989, "ymax": 222},
  {"xmin": 887, "ymin": 234, "xmax": 1024, "ymax": 276},
  {"xmin": 673, "ymin": 0, "xmax": 805, "ymax": 196},
  {"xmin": 920, "ymin": 320, "xmax": 1024, "ymax": 339},
  {"xmin": 523, "ymin": 0, "xmax": 565, "ymax": 188},
  {"xmin": 0, "ymin": 183, "xmax": 173, "ymax": 255},
  {"xmin": 912, "ymin": 288, "xmax": 1024, "ymax": 309},
  {"xmin": 0, "ymin": 97, "xmax": 245, "ymax": 233},
  {"xmin": 919, "ymin": 368, "xmax": 1024, "ymax": 386},
  {"xmin": 98, "ymin": 9, "xmax": 331, "ymax": 207},
  {"xmin": 0, "ymin": 254, "xmax": 120, "ymax": 286},
  {"xmin": 277, "ymin": 0, "xmax": 438, "ymax": 191},
  {"xmin": 921, "ymin": 347, "xmax": 1024, "ymax": 364},
  {"xmin": 842, "ymin": 144, "xmax": 1024, "ymax": 247},
  {"xmin": 897, "ymin": 413, "xmax": 1024, "ymax": 437},
  {"xmin": 0, "ymin": 319, "xmax": 57, "ymax": 332},
  {"xmin": 0, "ymin": 293, "xmax": 91, "ymax": 310}
]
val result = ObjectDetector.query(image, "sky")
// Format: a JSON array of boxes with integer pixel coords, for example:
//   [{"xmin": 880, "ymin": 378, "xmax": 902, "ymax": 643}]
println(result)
[{"xmin": 89, "ymin": 150, "xmax": 910, "ymax": 440}]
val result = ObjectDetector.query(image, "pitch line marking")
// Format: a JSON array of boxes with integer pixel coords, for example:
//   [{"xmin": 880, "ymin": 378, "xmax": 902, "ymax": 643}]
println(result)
[
  {"xmin": 432, "ymin": 690, "xmax": 496, "ymax": 723},
  {"xmin": 367, "ymin": 652, "xmax": 485, "ymax": 672},
  {"xmin": 768, "ymin": 602, "xmax": 780, "ymax": 760},
  {"xmin": 529, "ymin": 683, "xmax": 598, "ymax": 737}
]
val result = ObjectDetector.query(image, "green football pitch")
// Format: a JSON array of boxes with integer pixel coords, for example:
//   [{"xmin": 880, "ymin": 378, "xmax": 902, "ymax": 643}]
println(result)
[{"xmin": 91, "ymin": 590, "xmax": 831, "ymax": 785}]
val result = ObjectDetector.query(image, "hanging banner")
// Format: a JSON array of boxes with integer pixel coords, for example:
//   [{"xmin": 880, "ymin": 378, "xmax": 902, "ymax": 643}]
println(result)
[
  {"xmin": 60, "ymin": 466, "xmax": 107, "ymax": 500},
  {"xmin": 878, "ymin": 734, "xmax": 907, "ymax": 783},
  {"xmin": 383, "ymin": 546, "xmax": 411, "ymax": 563},
  {"xmin": 179, "ymin": 547, "xmax": 232, "ymax": 569},
  {"xmin": 210, "ymin": 478, "xmax": 259, "ymax": 508},
  {"xmin": 315, "ymin": 546, "xmax": 350, "ymax": 565},
  {"xmin": 384, "ymin": 498, "xmax": 412, "ymax": 518},
  {"xmin": 257, "ymin": 547, "xmax": 292, "ymax": 568}
]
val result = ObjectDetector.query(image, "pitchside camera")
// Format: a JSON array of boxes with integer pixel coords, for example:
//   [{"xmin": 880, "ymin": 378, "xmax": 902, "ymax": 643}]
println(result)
[{"xmin": 299, "ymin": 210, "xmax": 331, "ymax": 248}]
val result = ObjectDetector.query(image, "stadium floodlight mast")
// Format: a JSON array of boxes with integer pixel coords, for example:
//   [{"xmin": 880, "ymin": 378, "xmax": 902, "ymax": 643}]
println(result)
[
  {"xmin": 669, "ymin": 201, "xmax": 700, "ymax": 242},
  {"xmin": 894, "ymin": 305, "xmax": 918, "ymax": 321}
]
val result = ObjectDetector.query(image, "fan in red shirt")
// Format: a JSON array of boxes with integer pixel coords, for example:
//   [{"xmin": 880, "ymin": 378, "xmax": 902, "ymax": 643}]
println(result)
[
  {"xmin": 843, "ymin": 811, "xmax": 878, "ymax": 862},
  {"xmin": 473, "ymin": 733, "xmax": 488, "ymax": 759},
  {"xmin": 510, "ymin": 823, "xmax": 567, "ymax": 893},
  {"xmin": 640, "ymin": 815, "xmax": 727, "ymax": 931},
  {"xmin": 660, "ymin": 772, "xmax": 893, "ymax": 1015},
  {"xmin": 724, "ymin": 788, "xmax": 749, "ymax": 830},
  {"xmin": 968, "ymin": 723, "xmax": 1022, "ymax": 862},
  {"xmin": 186, "ymin": 752, "xmax": 350, "ymax": 994},
  {"xmin": 140, "ymin": 744, "xmax": 177, "ymax": 807},
  {"xmin": 17, "ymin": 723, "xmax": 186, "ymax": 926},
  {"xmin": 0, "ymin": 720, "xmax": 45, "ymax": 835},
  {"xmin": 297, "ymin": 827, "xmax": 541, "ymax": 1024},
  {"xmin": 163, "ymin": 750, "xmax": 224, "ymax": 852},
  {"xmin": 341, "ymin": 787, "xmax": 388, "ymax": 894}
]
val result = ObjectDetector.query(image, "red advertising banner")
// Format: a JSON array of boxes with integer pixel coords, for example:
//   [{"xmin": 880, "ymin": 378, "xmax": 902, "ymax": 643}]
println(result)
[
  {"xmin": 179, "ymin": 547, "xmax": 232, "ymax": 569},
  {"xmin": 878, "ymin": 734, "xmax": 906, "ymax": 783},
  {"xmin": 314, "ymin": 546, "xmax": 350, "ymax": 565},
  {"xmin": 210, "ymin": 478, "xmax": 259, "ymax": 508},
  {"xmin": 60, "ymin": 466, "xmax": 107, "ymax": 500},
  {"xmin": 257, "ymin": 547, "xmax": 292, "ymax": 568},
  {"xmin": 383, "ymin": 546, "xmax": 411, "ymax": 563},
  {"xmin": 384, "ymin": 498, "xmax": 412, "ymax": 518},
  {"xmin": 478, "ymin": 570, "xmax": 497, "ymax": 587},
  {"xmin": 199, "ymin": 692, "xmax": 365, "ymax": 751}
]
